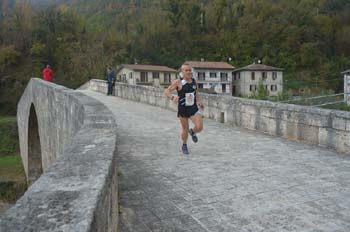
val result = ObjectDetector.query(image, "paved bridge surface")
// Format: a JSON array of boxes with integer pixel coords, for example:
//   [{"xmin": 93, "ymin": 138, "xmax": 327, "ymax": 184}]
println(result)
[{"xmin": 82, "ymin": 90, "xmax": 350, "ymax": 232}]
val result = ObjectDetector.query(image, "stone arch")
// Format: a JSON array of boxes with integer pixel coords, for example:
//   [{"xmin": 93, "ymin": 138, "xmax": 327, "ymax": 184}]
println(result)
[{"xmin": 27, "ymin": 104, "xmax": 43, "ymax": 186}]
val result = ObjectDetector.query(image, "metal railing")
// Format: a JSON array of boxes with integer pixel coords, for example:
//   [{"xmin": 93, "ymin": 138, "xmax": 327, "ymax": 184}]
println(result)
[{"xmin": 278, "ymin": 93, "xmax": 345, "ymax": 107}]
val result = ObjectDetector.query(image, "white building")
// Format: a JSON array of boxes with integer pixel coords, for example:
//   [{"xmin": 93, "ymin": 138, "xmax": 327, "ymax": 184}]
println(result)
[
  {"xmin": 342, "ymin": 69, "xmax": 350, "ymax": 105},
  {"xmin": 232, "ymin": 63, "xmax": 283, "ymax": 97},
  {"xmin": 116, "ymin": 64, "xmax": 177, "ymax": 88},
  {"xmin": 183, "ymin": 61, "xmax": 235, "ymax": 95}
]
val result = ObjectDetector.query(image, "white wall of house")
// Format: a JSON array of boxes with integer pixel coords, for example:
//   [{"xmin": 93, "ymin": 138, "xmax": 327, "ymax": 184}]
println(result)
[
  {"xmin": 117, "ymin": 68, "xmax": 176, "ymax": 87},
  {"xmin": 117, "ymin": 68, "xmax": 135, "ymax": 84},
  {"xmin": 233, "ymin": 70, "xmax": 283, "ymax": 97},
  {"xmin": 192, "ymin": 68, "xmax": 233, "ymax": 94}
]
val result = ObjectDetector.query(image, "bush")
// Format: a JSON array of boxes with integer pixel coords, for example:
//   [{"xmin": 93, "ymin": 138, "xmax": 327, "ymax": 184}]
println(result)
[
  {"xmin": 249, "ymin": 81, "xmax": 268, "ymax": 100},
  {"xmin": 0, "ymin": 181, "xmax": 27, "ymax": 203},
  {"xmin": 30, "ymin": 42, "xmax": 46, "ymax": 57},
  {"xmin": 274, "ymin": 90, "xmax": 293, "ymax": 102},
  {"xmin": 0, "ymin": 46, "xmax": 21, "ymax": 67}
]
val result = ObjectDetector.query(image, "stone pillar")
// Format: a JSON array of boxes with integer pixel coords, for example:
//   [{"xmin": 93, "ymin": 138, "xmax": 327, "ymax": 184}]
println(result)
[{"xmin": 343, "ymin": 70, "xmax": 350, "ymax": 106}]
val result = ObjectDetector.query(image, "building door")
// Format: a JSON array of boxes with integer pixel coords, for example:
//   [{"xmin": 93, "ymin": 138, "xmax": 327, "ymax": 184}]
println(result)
[{"xmin": 232, "ymin": 85, "xmax": 236, "ymax": 96}]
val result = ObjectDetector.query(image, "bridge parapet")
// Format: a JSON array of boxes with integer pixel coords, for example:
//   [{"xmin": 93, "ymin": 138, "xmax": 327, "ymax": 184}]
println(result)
[
  {"xmin": 85, "ymin": 79, "xmax": 350, "ymax": 154},
  {"xmin": 0, "ymin": 78, "xmax": 118, "ymax": 231}
]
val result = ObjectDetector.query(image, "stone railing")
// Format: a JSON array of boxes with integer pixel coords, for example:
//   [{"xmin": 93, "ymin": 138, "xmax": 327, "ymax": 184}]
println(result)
[
  {"xmin": 85, "ymin": 79, "xmax": 350, "ymax": 154},
  {"xmin": 0, "ymin": 78, "xmax": 119, "ymax": 231}
]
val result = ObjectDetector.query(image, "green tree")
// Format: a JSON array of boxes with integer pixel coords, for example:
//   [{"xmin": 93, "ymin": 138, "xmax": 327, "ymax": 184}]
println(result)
[
  {"xmin": 249, "ymin": 81, "xmax": 268, "ymax": 100},
  {"xmin": 0, "ymin": 45, "xmax": 20, "ymax": 72}
]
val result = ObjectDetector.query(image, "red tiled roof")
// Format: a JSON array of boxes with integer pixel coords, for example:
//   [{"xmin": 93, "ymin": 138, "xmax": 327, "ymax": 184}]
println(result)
[
  {"xmin": 234, "ymin": 63, "xmax": 283, "ymax": 72},
  {"xmin": 184, "ymin": 61, "xmax": 234, "ymax": 69},
  {"xmin": 119, "ymin": 64, "xmax": 177, "ymax": 72}
]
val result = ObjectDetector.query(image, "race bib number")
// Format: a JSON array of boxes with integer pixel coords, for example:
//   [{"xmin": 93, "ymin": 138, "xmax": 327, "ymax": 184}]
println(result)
[{"xmin": 185, "ymin": 93, "xmax": 195, "ymax": 106}]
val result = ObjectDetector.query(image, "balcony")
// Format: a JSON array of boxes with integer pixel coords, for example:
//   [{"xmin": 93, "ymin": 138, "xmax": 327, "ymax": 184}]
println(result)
[
  {"xmin": 136, "ymin": 82, "xmax": 153, "ymax": 86},
  {"xmin": 220, "ymin": 77, "xmax": 228, "ymax": 81}
]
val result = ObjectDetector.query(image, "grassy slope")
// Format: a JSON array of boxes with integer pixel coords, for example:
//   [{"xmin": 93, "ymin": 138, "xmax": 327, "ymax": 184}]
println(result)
[
  {"xmin": 0, "ymin": 116, "xmax": 26, "ymax": 204},
  {"xmin": 0, "ymin": 156, "xmax": 25, "ymax": 182},
  {"xmin": 0, "ymin": 116, "xmax": 19, "ymax": 156}
]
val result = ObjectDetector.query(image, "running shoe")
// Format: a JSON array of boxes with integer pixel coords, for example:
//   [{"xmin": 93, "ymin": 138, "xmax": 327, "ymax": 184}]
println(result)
[
  {"xmin": 189, "ymin": 128, "xmax": 198, "ymax": 143},
  {"xmin": 182, "ymin": 144, "xmax": 189, "ymax": 155}
]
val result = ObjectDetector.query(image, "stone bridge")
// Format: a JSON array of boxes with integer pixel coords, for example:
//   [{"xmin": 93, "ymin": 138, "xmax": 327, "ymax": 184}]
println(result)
[{"xmin": 0, "ymin": 79, "xmax": 350, "ymax": 231}]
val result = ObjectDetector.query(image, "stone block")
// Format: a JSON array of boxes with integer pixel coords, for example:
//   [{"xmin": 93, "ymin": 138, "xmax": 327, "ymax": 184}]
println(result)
[
  {"xmin": 234, "ymin": 111, "xmax": 242, "ymax": 127},
  {"xmin": 260, "ymin": 117, "xmax": 277, "ymax": 136},
  {"xmin": 346, "ymin": 120, "xmax": 350, "ymax": 132},
  {"xmin": 334, "ymin": 131, "xmax": 350, "ymax": 154},
  {"xmin": 302, "ymin": 113, "xmax": 328, "ymax": 127},
  {"xmin": 242, "ymin": 105, "xmax": 258, "ymax": 115},
  {"xmin": 242, "ymin": 113, "xmax": 256, "ymax": 130},
  {"xmin": 319, "ymin": 128, "xmax": 330, "ymax": 148},
  {"xmin": 297, "ymin": 124, "xmax": 319, "ymax": 144},
  {"xmin": 280, "ymin": 121, "xmax": 298, "ymax": 141},
  {"xmin": 260, "ymin": 107, "xmax": 276, "ymax": 119},
  {"xmin": 332, "ymin": 116, "xmax": 347, "ymax": 131},
  {"xmin": 281, "ymin": 111, "xmax": 298, "ymax": 123}
]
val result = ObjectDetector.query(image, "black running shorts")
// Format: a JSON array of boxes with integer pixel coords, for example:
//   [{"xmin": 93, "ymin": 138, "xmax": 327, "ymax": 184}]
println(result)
[{"xmin": 178, "ymin": 105, "xmax": 200, "ymax": 118}]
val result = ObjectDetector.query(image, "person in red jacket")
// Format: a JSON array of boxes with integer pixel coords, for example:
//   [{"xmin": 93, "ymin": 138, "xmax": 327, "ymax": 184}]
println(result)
[{"xmin": 42, "ymin": 65, "xmax": 55, "ymax": 82}]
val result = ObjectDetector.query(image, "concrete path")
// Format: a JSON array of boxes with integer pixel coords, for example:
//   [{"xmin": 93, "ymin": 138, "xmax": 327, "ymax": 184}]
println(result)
[{"xmin": 82, "ymin": 90, "xmax": 350, "ymax": 232}]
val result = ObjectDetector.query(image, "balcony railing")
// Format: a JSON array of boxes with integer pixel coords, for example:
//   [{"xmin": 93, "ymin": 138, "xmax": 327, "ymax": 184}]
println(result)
[
  {"xmin": 220, "ymin": 77, "xmax": 228, "ymax": 81},
  {"xmin": 198, "ymin": 77, "xmax": 205, "ymax": 81},
  {"xmin": 136, "ymin": 82, "xmax": 153, "ymax": 86}
]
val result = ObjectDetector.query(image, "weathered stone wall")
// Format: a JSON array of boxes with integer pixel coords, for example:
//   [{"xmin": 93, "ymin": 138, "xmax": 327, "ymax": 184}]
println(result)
[
  {"xmin": 86, "ymin": 79, "xmax": 350, "ymax": 154},
  {"xmin": 0, "ymin": 78, "xmax": 119, "ymax": 231}
]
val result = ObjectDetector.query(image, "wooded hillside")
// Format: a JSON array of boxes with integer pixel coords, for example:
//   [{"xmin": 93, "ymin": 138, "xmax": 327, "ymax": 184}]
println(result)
[{"xmin": 1, "ymin": 0, "xmax": 350, "ymax": 114}]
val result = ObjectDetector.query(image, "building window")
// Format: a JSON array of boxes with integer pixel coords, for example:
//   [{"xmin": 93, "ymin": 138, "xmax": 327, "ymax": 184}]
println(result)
[
  {"xmin": 270, "ymin": 85, "xmax": 277, "ymax": 91},
  {"xmin": 141, "ymin": 72, "xmax": 148, "ymax": 82},
  {"xmin": 198, "ymin": 72, "xmax": 205, "ymax": 78},
  {"xmin": 250, "ymin": 85, "xmax": 257, "ymax": 91},
  {"xmin": 220, "ymin": 72, "xmax": 228, "ymax": 81},
  {"xmin": 198, "ymin": 72, "xmax": 205, "ymax": 81},
  {"xmin": 222, "ymin": 84, "xmax": 226, "ymax": 93},
  {"xmin": 152, "ymin": 72, "xmax": 159, "ymax": 79},
  {"xmin": 237, "ymin": 72, "xmax": 240, "ymax": 79},
  {"xmin": 262, "ymin": 72, "xmax": 267, "ymax": 80},
  {"xmin": 272, "ymin": 72, "xmax": 277, "ymax": 80},
  {"xmin": 198, "ymin": 83, "xmax": 203, "ymax": 89},
  {"xmin": 210, "ymin": 72, "xmax": 217, "ymax": 78},
  {"xmin": 164, "ymin": 73, "xmax": 171, "ymax": 83},
  {"xmin": 251, "ymin": 72, "xmax": 255, "ymax": 81},
  {"xmin": 123, "ymin": 74, "xmax": 126, "ymax": 82},
  {"xmin": 129, "ymin": 72, "xmax": 133, "ymax": 79}
]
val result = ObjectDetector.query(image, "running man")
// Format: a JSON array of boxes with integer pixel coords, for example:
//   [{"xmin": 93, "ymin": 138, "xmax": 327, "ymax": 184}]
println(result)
[{"xmin": 164, "ymin": 64, "xmax": 204, "ymax": 154}]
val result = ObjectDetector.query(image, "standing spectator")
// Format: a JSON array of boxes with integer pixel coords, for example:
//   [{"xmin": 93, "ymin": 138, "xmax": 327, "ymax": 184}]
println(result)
[
  {"xmin": 42, "ymin": 65, "xmax": 55, "ymax": 82},
  {"xmin": 106, "ymin": 66, "xmax": 116, "ymax": 95}
]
